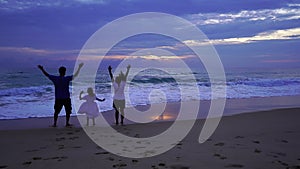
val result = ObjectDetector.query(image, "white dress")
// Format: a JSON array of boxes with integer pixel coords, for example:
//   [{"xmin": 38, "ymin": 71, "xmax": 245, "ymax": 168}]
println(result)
[{"xmin": 78, "ymin": 95, "xmax": 100, "ymax": 118}]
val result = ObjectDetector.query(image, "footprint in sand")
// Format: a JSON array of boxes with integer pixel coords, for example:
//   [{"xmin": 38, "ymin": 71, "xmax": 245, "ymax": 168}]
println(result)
[
  {"xmin": 132, "ymin": 159, "xmax": 138, "ymax": 163},
  {"xmin": 214, "ymin": 142, "xmax": 225, "ymax": 146},
  {"xmin": 252, "ymin": 140, "xmax": 260, "ymax": 144},
  {"xmin": 69, "ymin": 136, "xmax": 79, "ymax": 140},
  {"xmin": 55, "ymin": 137, "xmax": 66, "ymax": 141},
  {"xmin": 107, "ymin": 157, "xmax": 114, "ymax": 161},
  {"xmin": 32, "ymin": 157, "xmax": 42, "ymax": 160},
  {"xmin": 254, "ymin": 149, "xmax": 262, "ymax": 153},
  {"xmin": 176, "ymin": 143, "xmax": 182, "ymax": 149},
  {"xmin": 22, "ymin": 161, "xmax": 32, "ymax": 165},
  {"xmin": 158, "ymin": 163, "xmax": 166, "ymax": 167},
  {"xmin": 66, "ymin": 132, "xmax": 74, "ymax": 135},
  {"xmin": 281, "ymin": 139, "xmax": 288, "ymax": 143},
  {"xmin": 58, "ymin": 145, "xmax": 65, "ymax": 150},
  {"xmin": 234, "ymin": 136, "xmax": 244, "ymax": 139},
  {"xmin": 112, "ymin": 163, "xmax": 127, "ymax": 168},
  {"xmin": 224, "ymin": 164, "xmax": 244, "ymax": 168},
  {"xmin": 95, "ymin": 151, "xmax": 109, "ymax": 155},
  {"xmin": 0, "ymin": 165, "xmax": 8, "ymax": 168},
  {"xmin": 56, "ymin": 156, "xmax": 68, "ymax": 162},
  {"xmin": 151, "ymin": 165, "xmax": 159, "ymax": 169},
  {"xmin": 43, "ymin": 156, "xmax": 68, "ymax": 161},
  {"xmin": 169, "ymin": 164, "xmax": 190, "ymax": 169},
  {"xmin": 51, "ymin": 157, "xmax": 60, "ymax": 160},
  {"xmin": 213, "ymin": 153, "xmax": 227, "ymax": 160},
  {"xmin": 271, "ymin": 152, "xmax": 286, "ymax": 157},
  {"xmin": 273, "ymin": 160, "xmax": 288, "ymax": 167}
]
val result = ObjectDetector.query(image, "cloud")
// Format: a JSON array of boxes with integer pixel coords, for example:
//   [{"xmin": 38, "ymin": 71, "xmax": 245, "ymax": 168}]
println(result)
[
  {"xmin": 0, "ymin": 0, "xmax": 111, "ymax": 11},
  {"xmin": 73, "ymin": 0, "xmax": 108, "ymax": 4},
  {"xmin": 261, "ymin": 59, "xmax": 300, "ymax": 63},
  {"xmin": 137, "ymin": 54, "xmax": 193, "ymax": 60},
  {"xmin": 186, "ymin": 4, "xmax": 300, "ymax": 25},
  {"xmin": 0, "ymin": 45, "xmax": 195, "ymax": 62},
  {"xmin": 80, "ymin": 54, "xmax": 194, "ymax": 61},
  {"xmin": 0, "ymin": 0, "xmax": 292, "ymax": 15},
  {"xmin": 0, "ymin": 46, "xmax": 79, "ymax": 55},
  {"xmin": 0, "ymin": 1, "xmax": 63, "ymax": 11},
  {"xmin": 288, "ymin": 3, "xmax": 300, "ymax": 7},
  {"xmin": 181, "ymin": 27, "xmax": 300, "ymax": 46}
]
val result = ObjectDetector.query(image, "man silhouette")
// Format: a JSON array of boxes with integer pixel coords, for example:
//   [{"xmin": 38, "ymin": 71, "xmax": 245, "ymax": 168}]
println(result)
[{"xmin": 38, "ymin": 63, "xmax": 84, "ymax": 127}]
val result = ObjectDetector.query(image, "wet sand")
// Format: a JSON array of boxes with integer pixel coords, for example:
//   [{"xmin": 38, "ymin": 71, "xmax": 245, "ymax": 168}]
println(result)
[{"xmin": 0, "ymin": 96, "xmax": 300, "ymax": 169}]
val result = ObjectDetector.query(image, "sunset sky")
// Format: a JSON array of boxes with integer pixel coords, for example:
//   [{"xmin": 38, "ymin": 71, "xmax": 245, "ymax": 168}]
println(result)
[{"xmin": 0, "ymin": 0, "xmax": 299, "ymax": 71}]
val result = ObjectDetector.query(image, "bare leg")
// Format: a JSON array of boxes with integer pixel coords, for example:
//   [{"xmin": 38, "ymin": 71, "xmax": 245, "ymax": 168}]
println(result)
[
  {"xmin": 92, "ymin": 118, "xmax": 95, "ymax": 126},
  {"xmin": 53, "ymin": 100, "xmax": 63, "ymax": 127},
  {"xmin": 66, "ymin": 113, "xmax": 71, "ymax": 126},
  {"xmin": 115, "ymin": 107, "xmax": 119, "ymax": 125},
  {"xmin": 65, "ymin": 98, "xmax": 72, "ymax": 127},
  {"xmin": 53, "ymin": 111, "xmax": 59, "ymax": 127},
  {"xmin": 120, "ymin": 108, "xmax": 124, "ymax": 125}
]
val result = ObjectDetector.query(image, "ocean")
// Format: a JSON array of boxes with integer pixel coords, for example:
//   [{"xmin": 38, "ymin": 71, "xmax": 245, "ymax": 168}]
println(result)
[{"xmin": 0, "ymin": 67, "xmax": 300, "ymax": 119}]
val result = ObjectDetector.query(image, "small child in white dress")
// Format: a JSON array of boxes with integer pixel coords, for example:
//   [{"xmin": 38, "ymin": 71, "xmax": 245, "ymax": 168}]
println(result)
[{"xmin": 78, "ymin": 87, "xmax": 105, "ymax": 126}]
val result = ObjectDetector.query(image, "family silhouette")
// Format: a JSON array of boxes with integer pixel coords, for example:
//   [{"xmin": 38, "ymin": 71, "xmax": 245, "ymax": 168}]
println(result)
[{"xmin": 38, "ymin": 63, "xmax": 131, "ymax": 127}]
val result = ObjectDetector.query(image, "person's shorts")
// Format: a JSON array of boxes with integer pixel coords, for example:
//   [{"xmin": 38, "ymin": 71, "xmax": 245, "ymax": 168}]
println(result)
[
  {"xmin": 113, "ymin": 99, "xmax": 125, "ymax": 110},
  {"xmin": 54, "ymin": 98, "xmax": 72, "ymax": 114}
]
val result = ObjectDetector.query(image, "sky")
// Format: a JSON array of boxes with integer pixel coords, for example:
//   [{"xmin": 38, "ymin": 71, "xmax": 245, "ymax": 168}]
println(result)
[{"xmin": 0, "ymin": 0, "xmax": 299, "ymax": 71}]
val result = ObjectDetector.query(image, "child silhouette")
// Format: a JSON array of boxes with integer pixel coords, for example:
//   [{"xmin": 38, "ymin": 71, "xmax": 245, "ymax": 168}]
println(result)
[{"xmin": 78, "ymin": 87, "xmax": 105, "ymax": 126}]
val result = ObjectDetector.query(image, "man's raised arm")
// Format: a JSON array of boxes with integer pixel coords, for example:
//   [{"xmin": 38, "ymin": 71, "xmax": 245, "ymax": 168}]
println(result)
[
  {"xmin": 37, "ymin": 65, "xmax": 50, "ymax": 77},
  {"xmin": 73, "ymin": 63, "xmax": 84, "ymax": 79}
]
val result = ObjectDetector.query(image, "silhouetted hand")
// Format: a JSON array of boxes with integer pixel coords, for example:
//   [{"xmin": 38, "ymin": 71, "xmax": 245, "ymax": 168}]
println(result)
[
  {"xmin": 127, "ymin": 65, "xmax": 131, "ymax": 69},
  {"xmin": 79, "ymin": 63, "xmax": 84, "ymax": 68},
  {"xmin": 37, "ymin": 65, "xmax": 43, "ymax": 70},
  {"xmin": 80, "ymin": 91, "xmax": 84, "ymax": 94},
  {"xmin": 108, "ymin": 65, "xmax": 112, "ymax": 71}
]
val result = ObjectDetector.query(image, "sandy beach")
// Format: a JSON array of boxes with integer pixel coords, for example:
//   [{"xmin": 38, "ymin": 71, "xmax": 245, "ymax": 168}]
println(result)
[{"xmin": 0, "ymin": 96, "xmax": 300, "ymax": 169}]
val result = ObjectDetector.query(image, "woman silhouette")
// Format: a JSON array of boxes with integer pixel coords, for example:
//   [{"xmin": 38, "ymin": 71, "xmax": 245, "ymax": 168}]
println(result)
[{"xmin": 108, "ymin": 65, "xmax": 130, "ymax": 125}]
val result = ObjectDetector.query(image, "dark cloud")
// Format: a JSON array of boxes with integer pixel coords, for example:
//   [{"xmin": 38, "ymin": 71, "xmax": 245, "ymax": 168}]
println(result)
[
  {"xmin": 0, "ymin": 0, "xmax": 299, "ymax": 69},
  {"xmin": 0, "ymin": 0, "xmax": 298, "ymax": 48}
]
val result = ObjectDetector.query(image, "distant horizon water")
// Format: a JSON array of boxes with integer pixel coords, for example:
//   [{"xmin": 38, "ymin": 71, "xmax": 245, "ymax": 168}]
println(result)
[{"xmin": 0, "ymin": 67, "xmax": 299, "ymax": 119}]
